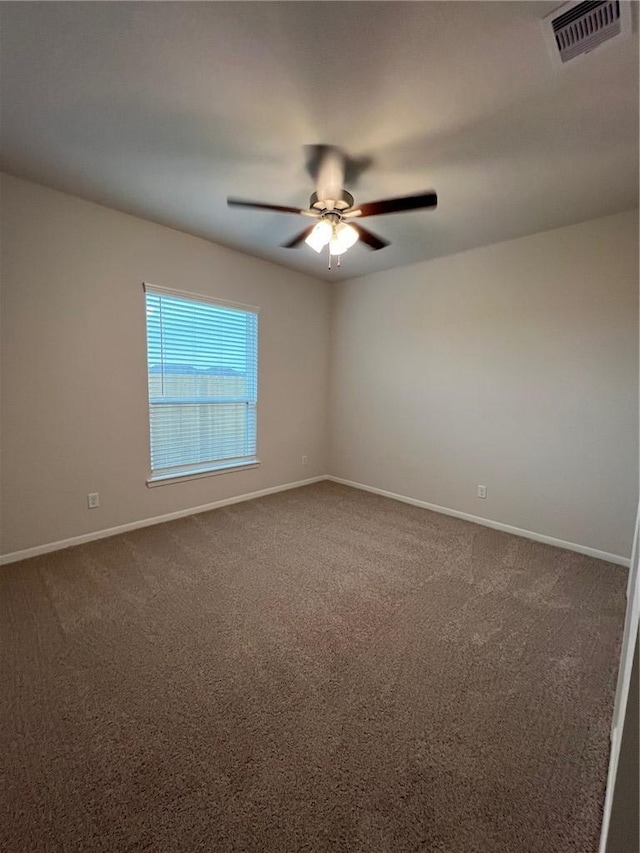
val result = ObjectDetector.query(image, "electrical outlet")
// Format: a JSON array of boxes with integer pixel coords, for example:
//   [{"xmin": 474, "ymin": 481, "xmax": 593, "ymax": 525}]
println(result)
[
  {"xmin": 477, "ymin": 485, "xmax": 487, "ymax": 499},
  {"xmin": 301, "ymin": 455, "xmax": 308, "ymax": 466},
  {"xmin": 87, "ymin": 492, "xmax": 100, "ymax": 509}
]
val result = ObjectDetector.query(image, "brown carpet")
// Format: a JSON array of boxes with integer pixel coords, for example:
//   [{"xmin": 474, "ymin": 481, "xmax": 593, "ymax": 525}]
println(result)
[{"xmin": 0, "ymin": 482, "xmax": 627, "ymax": 852}]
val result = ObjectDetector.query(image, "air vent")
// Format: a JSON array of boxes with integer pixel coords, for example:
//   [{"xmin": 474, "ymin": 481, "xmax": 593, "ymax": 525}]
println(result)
[{"xmin": 543, "ymin": 0, "xmax": 632, "ymax": 66}]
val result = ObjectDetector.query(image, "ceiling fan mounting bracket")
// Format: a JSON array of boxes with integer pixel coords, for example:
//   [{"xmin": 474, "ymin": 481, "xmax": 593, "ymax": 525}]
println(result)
[{"xmin": 309, "ymin": 190, "xmax": 354, "ymax": 212}]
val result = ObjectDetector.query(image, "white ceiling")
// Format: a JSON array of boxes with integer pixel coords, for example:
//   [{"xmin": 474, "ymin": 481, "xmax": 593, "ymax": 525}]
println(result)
[{"xmin": 1, "ymin": 1, "xmax": 638, "ymax": 282}]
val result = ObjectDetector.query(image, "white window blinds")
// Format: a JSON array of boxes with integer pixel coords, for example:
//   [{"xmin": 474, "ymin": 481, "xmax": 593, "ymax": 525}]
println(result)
[{"xmin": 144, "ymin": 285, "xmax": 258, "ymax": 482}]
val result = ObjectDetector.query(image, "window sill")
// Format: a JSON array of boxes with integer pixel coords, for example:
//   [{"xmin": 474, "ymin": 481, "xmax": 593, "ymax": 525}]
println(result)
[{"xmin": 146, "ymin": 460, "xmax": 260, "ymax": 488}]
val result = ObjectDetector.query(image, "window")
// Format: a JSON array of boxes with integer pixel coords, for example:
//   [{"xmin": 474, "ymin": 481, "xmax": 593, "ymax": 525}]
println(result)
[{"xmin": 144, "ymin": 284, "xmax": 258, "ymax": 484}]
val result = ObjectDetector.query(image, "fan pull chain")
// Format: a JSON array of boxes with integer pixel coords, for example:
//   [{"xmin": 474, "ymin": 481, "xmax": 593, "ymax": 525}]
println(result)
[{"xmin": 326, "ymin": 246, "xmax": 342, "ymax": 270}]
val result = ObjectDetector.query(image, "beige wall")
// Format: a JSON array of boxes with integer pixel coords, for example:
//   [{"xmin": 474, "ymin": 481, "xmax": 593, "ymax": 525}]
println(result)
[
  {"xmin": 2, "ymin": 175, "xmax": 638, "ymax": 561},
  {"xmin": 329, "ymin": 210, "xmax": 639, "ymax": 558},
  {"xmin": 0, "ymin": 174, "xmax": 331, "ymax": 555}
]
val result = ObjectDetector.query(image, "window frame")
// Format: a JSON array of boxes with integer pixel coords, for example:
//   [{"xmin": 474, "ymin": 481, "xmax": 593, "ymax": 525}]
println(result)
[{"xmin": 143, "ymin": 282, "xmax": 260, "ymax": 487}]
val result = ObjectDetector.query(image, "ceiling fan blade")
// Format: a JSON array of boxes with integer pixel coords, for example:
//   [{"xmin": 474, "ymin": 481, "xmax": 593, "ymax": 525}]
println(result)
[
  {"xmin": 304, "ymin": 145, "xmax": 332, "ymax": 182},
  {"xmin": 281, "ymin": 224, "xmax": 316, "ymax": 249},
  {"xmin": 227, "ymin": 197, "xmax": 309, "ymax": 216},
  {"xmin": 305, "ymin": 144, "xmax": 373, "ymax": 190},
  {"xmin": 353, "ymin": 191, "xmax": 438, "ymax": 218},
  {"xmin": 350, "ymin": 222, "xmax": 389, "ymax": 251}
]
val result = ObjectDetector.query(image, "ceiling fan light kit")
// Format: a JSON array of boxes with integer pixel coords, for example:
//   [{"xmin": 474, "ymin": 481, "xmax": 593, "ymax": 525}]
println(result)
[
  {"xmin": 305, "ymin": 216, "xmax": 359, "ymax": 262},
  {"xmin": 227, "ymin": 145, "xmax": 438, "ymax": 270},
  {"xmin": 330, "ymin": 222, "xmax": 359, "ymax": 255},
  {"xmin": 305, "ymin": 218, "xmax": 333, "ymax": 253}
]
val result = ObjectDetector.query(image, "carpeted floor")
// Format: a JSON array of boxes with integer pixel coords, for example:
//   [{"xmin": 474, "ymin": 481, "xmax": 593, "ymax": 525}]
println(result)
[{"xmin": 0, "ymin": 482, "xmax": 627, "ymax": 852}]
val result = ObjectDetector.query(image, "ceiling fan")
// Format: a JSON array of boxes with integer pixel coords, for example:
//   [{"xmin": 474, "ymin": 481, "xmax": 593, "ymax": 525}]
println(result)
[{"xmin": 227, "ymin": 145, "xmax": 438, "ymax": 267}]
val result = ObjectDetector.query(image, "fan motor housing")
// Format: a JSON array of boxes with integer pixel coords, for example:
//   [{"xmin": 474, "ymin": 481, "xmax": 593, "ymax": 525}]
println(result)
[{"xmin": 310, "ymin": 190, "xmax": 354, "ymax": 212}]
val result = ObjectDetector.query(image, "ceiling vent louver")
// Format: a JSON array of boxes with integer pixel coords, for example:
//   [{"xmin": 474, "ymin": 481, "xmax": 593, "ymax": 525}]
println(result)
[{"xmin": 543, "ymin": 0, "xmax": 632, "ymax": 66}]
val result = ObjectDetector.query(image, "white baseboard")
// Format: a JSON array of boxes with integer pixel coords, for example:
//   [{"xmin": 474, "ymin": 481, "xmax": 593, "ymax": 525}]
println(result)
[
  {"xmin": 326, "ymin": 476, "xmax": 630, "ymax": 567},
  {"xmin": 2, "ymin": 474, "xmax": 630, "ymax": 569},
  {"xmin": 0, "ymin": 476, "xmax": 326, "ymax": 566}
]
